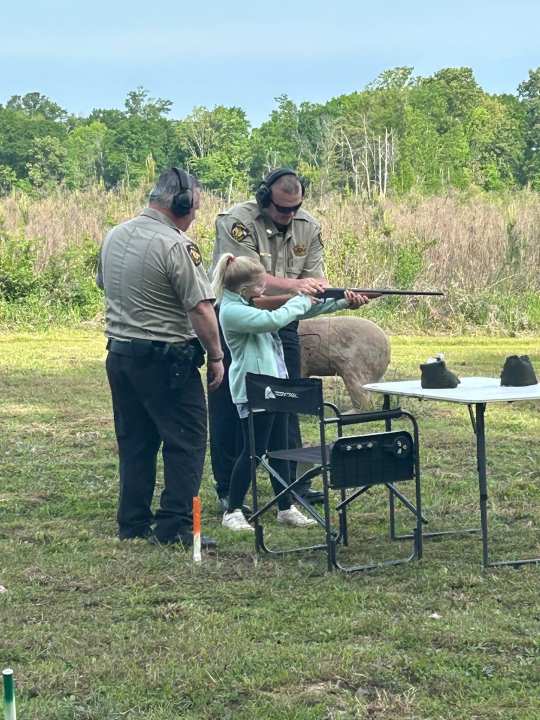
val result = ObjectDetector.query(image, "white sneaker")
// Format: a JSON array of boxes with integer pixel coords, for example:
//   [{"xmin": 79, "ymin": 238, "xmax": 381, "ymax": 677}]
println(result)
[
  {"xmin": 277, "ymin": 505, "xmax": 317, "ymax": 527},
  {"xmin": 222, "ymin": 509, "xmax": 254, "ymax": 532}
]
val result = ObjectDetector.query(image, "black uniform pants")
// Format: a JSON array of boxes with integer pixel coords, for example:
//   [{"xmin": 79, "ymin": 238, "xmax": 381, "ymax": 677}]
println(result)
[
  {"xmin": 106, "ymin": 349, "xmax": 207, "ymax": 541},
  {"xmin": 208, "ymin": 321, "xmax": 242, "ymax": 499},
  {"xmin": 208, "ymin": 319, "xmax": 309, "ymax": 500},
  {"xmin": 229, "ymin": 413, "xmax": 291, "ymax": 512},
  {"xmin": 276, "ymin": 322, "xmax": 303, "ymax": 489}
]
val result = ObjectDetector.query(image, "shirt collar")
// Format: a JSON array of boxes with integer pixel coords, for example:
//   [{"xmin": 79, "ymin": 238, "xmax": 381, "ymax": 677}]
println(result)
[
  {"xmin": 140, "ymin": 207, "xmax": 180, "ymax": 233},
  {"xmin": 260, "ymin": 214, "xmax": 294, "ymax": 242},
  {"xmin": 222, "ymin": 288, "xmax": 249, "ymax": 305}
]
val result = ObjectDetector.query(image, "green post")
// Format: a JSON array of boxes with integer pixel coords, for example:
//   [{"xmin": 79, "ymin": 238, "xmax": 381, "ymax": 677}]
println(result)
[{"xmin": 2, "ymin": 669, "xmax": 16, "ymax": 720}]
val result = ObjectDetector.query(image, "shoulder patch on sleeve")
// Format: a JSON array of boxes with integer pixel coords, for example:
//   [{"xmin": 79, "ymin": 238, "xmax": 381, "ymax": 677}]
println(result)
[
  {"xmin": 186, "ymin": 242, "xmax": 202, "ymax": 266},
  {"xmin": 230, "ymin": 222, "xmax": 250, "ymax": 242}
]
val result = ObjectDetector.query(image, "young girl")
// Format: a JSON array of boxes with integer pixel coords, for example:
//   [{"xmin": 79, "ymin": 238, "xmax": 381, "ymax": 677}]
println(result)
[{"xmin": 212, "ymin": 253, "xmax": 369, "ymax": 532}]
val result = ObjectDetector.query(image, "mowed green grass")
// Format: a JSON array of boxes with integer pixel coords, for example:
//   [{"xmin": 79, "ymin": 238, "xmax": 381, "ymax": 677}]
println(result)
[{"xmin": 1, "ymin": 329, "xmax": 539, "ymax": 720}]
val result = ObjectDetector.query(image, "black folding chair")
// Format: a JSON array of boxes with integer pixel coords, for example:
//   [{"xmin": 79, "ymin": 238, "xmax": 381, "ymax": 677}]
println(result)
[{"xmin": 245, "ymin": 373, "xmax": 423, "ymax": 573}]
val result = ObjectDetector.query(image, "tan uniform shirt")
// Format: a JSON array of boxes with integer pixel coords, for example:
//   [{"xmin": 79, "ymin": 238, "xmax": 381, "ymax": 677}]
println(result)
[
  {"xmin": 97, "ymin": 207, "xmax": 214, "ymax": 343},
  {"xmin": 212, "ymin": 200, "xmax": 324, "ymax": 280}
]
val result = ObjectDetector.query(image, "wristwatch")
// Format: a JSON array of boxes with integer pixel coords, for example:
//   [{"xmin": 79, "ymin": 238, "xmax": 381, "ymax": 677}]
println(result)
[{"xmin": 208, "ymin": 355, "xmax": 224, "ymax": 362}]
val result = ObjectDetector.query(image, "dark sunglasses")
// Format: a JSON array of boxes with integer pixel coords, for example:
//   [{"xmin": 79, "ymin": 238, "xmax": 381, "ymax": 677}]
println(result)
[{"xmin": 270, "ymin": 199, "xmax": 302, "ymax": 214}]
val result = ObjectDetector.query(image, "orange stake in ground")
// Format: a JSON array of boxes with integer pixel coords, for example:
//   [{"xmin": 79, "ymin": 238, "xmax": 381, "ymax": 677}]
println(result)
[{"xmin": 192, "ymin": 496, "xmax": 202, "ymax": 563}]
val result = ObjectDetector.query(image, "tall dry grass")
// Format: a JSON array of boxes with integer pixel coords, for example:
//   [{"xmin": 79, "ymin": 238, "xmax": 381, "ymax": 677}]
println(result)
[
  {"xmin": 1, "ymin": 185, "xmax": 539, "ymax": 331},
  {"xmin": 0, "ymin": 186, "xmax": 145, "ymax": 269},
  {"xmin": 315, "ymin": 191, "xmax": 540, "ymax": 291}
]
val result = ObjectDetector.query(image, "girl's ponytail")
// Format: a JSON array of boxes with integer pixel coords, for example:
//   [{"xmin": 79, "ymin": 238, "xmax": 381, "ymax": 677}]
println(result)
[{"xmin": 212, "ymin": 253, "xmax": 235, "ymax": 303}]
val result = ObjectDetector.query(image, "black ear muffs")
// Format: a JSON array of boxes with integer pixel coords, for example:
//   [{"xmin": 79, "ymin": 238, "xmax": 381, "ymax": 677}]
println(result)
[
  {"xmin": 420, "ymin": 358, "xmax": 460, "ymax": 389},
  {"xmin": 500, "ymin": 355, "xmax": 538, "ymax": 386},
  {"xmin": 170, "ymin": 167, "xmax": 193, "ymax": 217},
  {"xmin": 255, "ymin": 167, "xmax": 306, "ymax": 208}
]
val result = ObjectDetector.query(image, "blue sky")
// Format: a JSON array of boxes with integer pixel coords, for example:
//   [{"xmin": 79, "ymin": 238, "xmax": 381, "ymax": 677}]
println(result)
[{"xmin": 2, "ymin": 0, "xmax": 539, "ymax": 126}]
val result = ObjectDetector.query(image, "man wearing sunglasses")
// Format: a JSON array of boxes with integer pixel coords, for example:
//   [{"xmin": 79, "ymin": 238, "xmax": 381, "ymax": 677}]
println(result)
[{"xmin": 209, "ymin": 168, "xmax": 329, "ymax": 510}]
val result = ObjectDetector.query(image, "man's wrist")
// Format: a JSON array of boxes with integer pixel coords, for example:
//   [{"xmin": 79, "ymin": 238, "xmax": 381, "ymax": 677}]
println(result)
[
  {"xmin": 263, "ymin": 274, "xmax": 297, "ymax": 293},
  {"xmin": 207, "ymin": 354, "xmax": 224, "ymax": 362}
]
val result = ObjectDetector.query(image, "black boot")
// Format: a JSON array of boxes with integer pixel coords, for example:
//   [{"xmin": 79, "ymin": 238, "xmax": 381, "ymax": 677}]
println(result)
[
  {"xmin": 420, "ymin": 357, "xmax": 460, "ymax": 389},
  {"xmin": 500, "ymin": 355, "xmax": 538, "ymax": 387}
]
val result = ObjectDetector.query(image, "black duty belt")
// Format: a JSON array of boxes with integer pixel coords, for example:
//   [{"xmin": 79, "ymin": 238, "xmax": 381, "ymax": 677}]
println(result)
[
  {"xmin": 107, "ymin": 338, "xmax": 185, "ymax": 357},
  {"xmin": 106, "ymin": 338, "xmax": 205, "ymax": 370}
]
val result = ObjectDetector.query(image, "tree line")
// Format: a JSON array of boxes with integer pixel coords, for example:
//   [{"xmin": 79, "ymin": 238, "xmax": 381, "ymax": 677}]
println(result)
[{"xmin": 1, "ymin": 66, "xmax": 540, "ymax": 197}]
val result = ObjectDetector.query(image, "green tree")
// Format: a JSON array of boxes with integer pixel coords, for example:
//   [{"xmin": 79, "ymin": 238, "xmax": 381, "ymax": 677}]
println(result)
[
  {"xmin": 0, "ymin": 165, "xmax": 17, "ymax": 195},
  {"xmin": 395, "ymin": 67, "xmax": 487, "ymax": 192},
  {"xmin": 413, "ymin": 67, "xmax": 483, "ymax": 133},
  {"xmin": 467, "ymin": 95, "xmax": 525, "ymax": 190},
  {"xmin": 5, "ymin": 92, "xmax": 66, "ymax": 121},
  {"xmin": 319, "ymin": 69, "xmax": 415, "ymax": 194},
  {"xmin": 92, "ymin": 88, "xmax": 177, "ymax": 187},
  {"xmin": 124, "ymin": 86, "xmax": 173, "ymax": 121},
  {"xmin": 296, "ymin": 102, "xmax": 342, "ymax": 195},
  {"xmin": 26, "ymin": 135, "xmax": 67, "ymax": 190},
  {"xmin": 0, "ymin": 104, "xmax": 67, "ymax": 178},
  {"xmin": 249, "ymin": 95, "xmax": 301, "ymax": 181},
  {"xmin": 395, "ymin": 107, "xmax": 442, "ymax": 192},
  {"xmin": 176, "ymin": 105, "xmax": 251, "ymax": 191},
  {"xmin": 64, "ymin": 121, "xmax": 107, "ymax": 189},
  {"xmin": 88, "ymin": 107, "xmax": 125, "ymax": 129},
  {"xmin": 367, "ymin": 66, "xmax": 415, "ymax": 91},
  {"xmin": 518, "ymin": 67, "xmax": 540, "ymax": 188}
]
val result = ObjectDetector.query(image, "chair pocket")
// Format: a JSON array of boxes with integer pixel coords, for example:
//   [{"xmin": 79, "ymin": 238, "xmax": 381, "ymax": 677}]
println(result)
[{"xmin": 330, "ymin": 431, "xmax": 415, "ymax": 488}]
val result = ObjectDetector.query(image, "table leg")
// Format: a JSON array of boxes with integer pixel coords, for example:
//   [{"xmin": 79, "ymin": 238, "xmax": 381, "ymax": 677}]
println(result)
[
  {"xmin": 476, "ymin": 403, "xmax": 540, "ymax": 569},
  {"xmin": 475, "ymin": 403, "xmax": 490, "ymax": 568},
  {"xmin": 383, "ymin": 394, "xmax": 398, "ymax": 539}
]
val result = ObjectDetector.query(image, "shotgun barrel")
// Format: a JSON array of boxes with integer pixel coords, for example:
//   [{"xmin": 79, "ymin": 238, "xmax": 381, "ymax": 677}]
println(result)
[{"xmin": 317, "ymin": 288, "xmax": 444, "ymax": 300}]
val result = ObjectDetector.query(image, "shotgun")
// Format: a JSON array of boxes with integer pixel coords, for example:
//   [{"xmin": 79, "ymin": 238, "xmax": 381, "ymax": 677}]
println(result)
[{"xmin": 316, "ymin": 288, "xmax": 444, "ymax": 300}]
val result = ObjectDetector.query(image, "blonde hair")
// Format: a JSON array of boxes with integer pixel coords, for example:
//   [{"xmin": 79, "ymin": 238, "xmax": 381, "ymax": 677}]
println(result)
[{"xmin": 212, "ymin": 253, "xmax": 265, "ymax": 302}]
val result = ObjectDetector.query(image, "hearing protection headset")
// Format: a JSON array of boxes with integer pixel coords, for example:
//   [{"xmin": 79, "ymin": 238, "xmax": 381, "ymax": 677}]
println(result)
[
  {"xmin": 170, "ymin": 167, "xmax": 194, "ymax": 217},
  {"xmin": 255, "ymin": 168, "xmax": 306, "ymax": 208}
]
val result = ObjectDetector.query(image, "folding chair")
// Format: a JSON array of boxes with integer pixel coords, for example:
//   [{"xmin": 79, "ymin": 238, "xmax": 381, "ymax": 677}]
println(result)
[{"xmin": 245, "ymin": 373, "xmax": 423, "ymax": 573}]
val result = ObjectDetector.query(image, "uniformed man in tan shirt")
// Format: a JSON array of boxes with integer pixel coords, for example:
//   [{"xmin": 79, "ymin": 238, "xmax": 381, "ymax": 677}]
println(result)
[
  {"xmin": 209, "ymin": 168, "xmax": 329, "ymax": 508},
  {"xmin": 97, "ymin": 167, "xmax": 223, "ymax": 546}
]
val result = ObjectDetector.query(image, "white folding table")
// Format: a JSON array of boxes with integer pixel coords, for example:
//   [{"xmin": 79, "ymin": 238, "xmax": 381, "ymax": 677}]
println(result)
[{"xmin": 363, "ymin": 377, "xmax": 540, "ymax": 568}]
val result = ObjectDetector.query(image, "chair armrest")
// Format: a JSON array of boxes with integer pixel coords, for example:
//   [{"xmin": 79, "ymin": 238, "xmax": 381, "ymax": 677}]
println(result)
[{"xmin": 338, "ymin": 408, "xmax": 403, "ymax": 426}]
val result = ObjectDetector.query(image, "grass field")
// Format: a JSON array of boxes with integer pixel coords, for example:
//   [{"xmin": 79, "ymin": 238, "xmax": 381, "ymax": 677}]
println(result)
[{"xmin": 1, "ymin": 329, "xmax": 539, "ymax": 719}]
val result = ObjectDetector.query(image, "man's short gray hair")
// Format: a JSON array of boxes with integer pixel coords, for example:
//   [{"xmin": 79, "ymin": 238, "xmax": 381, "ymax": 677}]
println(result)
[
  {"xmin": 149, "ymin": 168, "xmax": 200, "ymax": 208},
  {"xmin": 272, "ymin": 174, "xmax": 302, "ymax": 195}
]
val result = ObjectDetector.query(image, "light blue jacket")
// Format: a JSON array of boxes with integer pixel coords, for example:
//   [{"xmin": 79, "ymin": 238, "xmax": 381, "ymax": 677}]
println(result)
[{"xmin": 219, "ymin": 289, "xmax": 348, "ymax": 404}]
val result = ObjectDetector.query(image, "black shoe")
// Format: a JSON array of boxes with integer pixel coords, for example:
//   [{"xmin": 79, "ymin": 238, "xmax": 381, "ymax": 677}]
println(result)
[
  {"xmin": 298, "ymin": 488, "xmax": 325, "ymax": 505},
  {"xmin": 218, "ymin": 497, "xmax": 252, "ymax": 515},
  {"xmin": 148, "ymin": 532, "xmax": 217, "ymax": 549},
  {"xmin": 420, "ymin": 357, "xmax": 460, "ymax": 389},
  {"xmin": 118, "ymin": 527, "xmax": 152, "ymax": 540},
  {"xmin": 500, "ymin": 355, "xmax": 538, "ymax": 387}
]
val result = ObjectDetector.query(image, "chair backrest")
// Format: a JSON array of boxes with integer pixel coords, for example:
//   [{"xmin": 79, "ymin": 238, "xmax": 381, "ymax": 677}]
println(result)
[
  {"xmin": 245, "ymin": 373, "xmax": 323, "ymax": 415},
  {"xmin": 330, "ymin": 430, "xmax": 415, "ymax": 488}
]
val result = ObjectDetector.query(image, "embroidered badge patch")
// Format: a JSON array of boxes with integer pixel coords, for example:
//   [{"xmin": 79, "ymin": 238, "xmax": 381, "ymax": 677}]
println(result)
[
  {"xmin": 293, "ymin": 244, "xmax": 307, "ymax": 257},
  {"xmin": 186, "ymin": 243, "xmax": 202, "ymax": 266},
  {"xmin": 230, "ymin": 222, "xmax": 249, "ymax": 242}
]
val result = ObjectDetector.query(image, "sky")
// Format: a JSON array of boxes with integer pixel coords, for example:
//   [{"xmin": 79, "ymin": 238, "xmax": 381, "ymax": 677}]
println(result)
[{"xmin": 1, "ymin": 0, "xmax": 539, "ymax": 127}]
